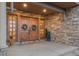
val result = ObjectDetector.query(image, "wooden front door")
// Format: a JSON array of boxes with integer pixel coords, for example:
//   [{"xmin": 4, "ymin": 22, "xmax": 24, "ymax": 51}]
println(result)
[
  {"xmin": 18, "ymin": 16, "xmax": 38, "ymax": 41},
  {"xmin": 18, "ymin": 16, "xmax": 30, "ymax": 41},
  {"xmin": 30, "ymin": 18, "xmax": 38, "ymax": 41}
]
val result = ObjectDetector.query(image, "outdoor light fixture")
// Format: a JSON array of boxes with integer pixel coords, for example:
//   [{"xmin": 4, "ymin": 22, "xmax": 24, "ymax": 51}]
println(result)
[
  {"xmin": 23, "ymin": 3, "xmax": 28, "ymax": 7},
  {"xmin": 43, "ymin": 9, "xmax": 47, "ymax": 13}
]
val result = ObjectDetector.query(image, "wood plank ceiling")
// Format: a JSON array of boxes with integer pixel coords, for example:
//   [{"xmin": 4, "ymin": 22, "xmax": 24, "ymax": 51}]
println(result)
[
  {"xmin": 44, "ymin": 2, "xmax": 78, "ymax": 9},
  {"xmin": 7, "ymin": 2, "xmax": 56, "ymax": 15},
  {"xmin": 7, "ymin": 2, "xmax": 78, "ymax": 15}
]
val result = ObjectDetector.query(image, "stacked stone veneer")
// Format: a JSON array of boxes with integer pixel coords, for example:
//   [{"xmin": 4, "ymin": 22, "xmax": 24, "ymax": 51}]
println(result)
[
  {"xmin": 46, "ymin": 6, "xmax": 79, "ymax": 46},
  {"xmin": 65, "ymin": 6, "xmax": 79, "ymax": 46},
  {"xmin": 45, "ymin": 13, "xmax": 65, "ymax": 42}
]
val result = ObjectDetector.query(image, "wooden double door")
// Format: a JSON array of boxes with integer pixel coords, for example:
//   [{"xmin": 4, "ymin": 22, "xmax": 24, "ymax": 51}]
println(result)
[
  {"xmin": 7, "ymin": 14, "xmax": 45, "ymax": 46},
  {"xmin": 18, "ymin": 16, "xmax": 39, "ymax": 41}
]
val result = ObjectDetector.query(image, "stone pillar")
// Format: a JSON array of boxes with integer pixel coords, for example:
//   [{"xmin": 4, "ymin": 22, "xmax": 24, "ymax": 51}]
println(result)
[{"xmin": 0, "ymin": 2, "xmax": 7, "ymax": 56}]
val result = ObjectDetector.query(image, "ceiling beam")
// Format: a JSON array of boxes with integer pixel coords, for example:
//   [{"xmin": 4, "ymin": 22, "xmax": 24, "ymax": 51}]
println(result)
[
  {"xmin": 75, "ymin": 2, "xmax": 79, "ymax": 5},
  {"xmin": 33, "ymin": 2, "xmax": 65, "ymax": 13}
]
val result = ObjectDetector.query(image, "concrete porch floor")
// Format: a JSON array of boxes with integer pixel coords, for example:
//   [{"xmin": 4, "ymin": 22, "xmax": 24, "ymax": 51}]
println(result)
[{"xmin": 7, "ymin": 41, "xmax": 79, "ymax": 56}]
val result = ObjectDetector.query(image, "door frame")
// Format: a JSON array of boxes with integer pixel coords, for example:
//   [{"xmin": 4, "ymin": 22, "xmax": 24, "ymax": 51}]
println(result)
[{"xmin": 7, "ymin": 13, "xmax": 45, "ymax": 45}]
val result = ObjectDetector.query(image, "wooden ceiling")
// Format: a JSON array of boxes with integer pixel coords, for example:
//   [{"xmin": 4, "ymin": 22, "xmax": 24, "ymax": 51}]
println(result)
[
  {"xmin": 44, "ymin": 2, "xmax": 78, "ymax": 9},
  {"xmin": 7, "ymin": 2, "xmax": 78, "ymax": 15},
  {"xmin": 7, "ymin": 2, "xmax": 56, "ymax": 15}
]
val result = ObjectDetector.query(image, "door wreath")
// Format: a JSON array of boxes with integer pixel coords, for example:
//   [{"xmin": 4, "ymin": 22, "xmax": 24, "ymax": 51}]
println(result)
[
  {"xmin": 32, "ymin": 25, "xmax": 36, "ymax": 31},
  {"xmin": 21, "ymin": 24, "xmax": 28, "ymax": 31}
]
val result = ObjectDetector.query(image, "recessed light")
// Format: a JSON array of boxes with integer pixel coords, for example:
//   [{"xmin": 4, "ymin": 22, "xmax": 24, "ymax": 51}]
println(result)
[
  {"xmin": 43, "ymin": 9, "xmax": 47, "ymax": 13},
  {"xmin": 23, "ymin": 3, "xmax": 28, "ymax": 7}
]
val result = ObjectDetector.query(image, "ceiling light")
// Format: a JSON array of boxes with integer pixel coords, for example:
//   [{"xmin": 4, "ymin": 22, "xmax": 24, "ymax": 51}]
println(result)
[
  {"xmin": 43, "ymin": 9, "xmax": 47, "ymax": 13},
  {"xmin": 23, "ymin": 3, "xmax": 28, "ymax": 7}
]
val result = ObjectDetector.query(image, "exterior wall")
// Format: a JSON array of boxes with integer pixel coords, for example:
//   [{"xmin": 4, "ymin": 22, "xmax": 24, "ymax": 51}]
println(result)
[
  {"xmin": 45, "ymin": 13, "xmax": 65, "ymax": 41},
  {"xmin": 46, "ymin": 6, "xmax": 79, "ymax": 46},
  {"xmin": 65, "ymin": 6, "xmax": 79, "ymax": 46}
]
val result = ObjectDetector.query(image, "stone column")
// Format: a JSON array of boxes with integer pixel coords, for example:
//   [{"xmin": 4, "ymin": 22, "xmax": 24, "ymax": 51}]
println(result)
[{"xmin": 0, "ymin": 2, "xmax": 8, "ymax": 56}]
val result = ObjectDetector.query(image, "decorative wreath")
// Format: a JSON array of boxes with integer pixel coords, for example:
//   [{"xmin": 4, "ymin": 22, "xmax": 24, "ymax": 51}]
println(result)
[
  {"xmin": 32, "ymin": 25, "xmax": 36, "ymax": 31},
  {"xmin": 21, "ymin": 24, "xmax": 28, "ymax": 31}
]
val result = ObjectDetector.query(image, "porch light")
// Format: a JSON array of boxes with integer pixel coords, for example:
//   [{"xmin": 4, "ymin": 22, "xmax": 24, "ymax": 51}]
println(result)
[
  {"xmin": 23, "ymin": 3, "xmax": 28, "ymax": 7},
  {"xmin": 43, "ymin": 9, "xmax": 47, "ymax": 13}
]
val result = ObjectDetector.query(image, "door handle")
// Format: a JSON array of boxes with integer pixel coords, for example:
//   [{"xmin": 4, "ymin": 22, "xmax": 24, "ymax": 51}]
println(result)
[{"xmin": 28, "ymin": 28, "xmax": 30, "ymax": 34}]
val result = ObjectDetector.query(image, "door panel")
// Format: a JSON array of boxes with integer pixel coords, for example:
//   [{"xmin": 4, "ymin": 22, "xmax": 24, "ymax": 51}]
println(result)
[
  {"xmin": 18, "ymin": 16, "xmax": 30, "ymax": 41},
  {"xmin": 30, "ymin": 18, "xmax": 38, "ymax": 41}
]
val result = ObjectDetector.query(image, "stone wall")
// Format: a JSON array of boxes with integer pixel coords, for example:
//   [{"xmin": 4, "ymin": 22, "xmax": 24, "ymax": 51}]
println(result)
[
  {"xmin": 65, "ymin": 6, "xmax": 79, "ymax": 46},
  {"xmin": 45, "ymin": 13, "xmax": 65, "ymax": 41},
  {"xmin": 46, "ymin": 6, "xmax": 79, "ymax": 46}
]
